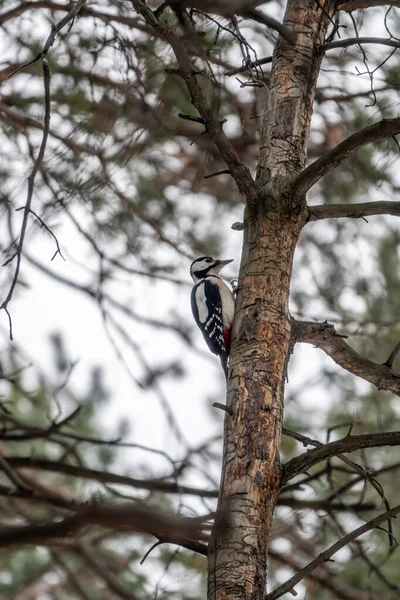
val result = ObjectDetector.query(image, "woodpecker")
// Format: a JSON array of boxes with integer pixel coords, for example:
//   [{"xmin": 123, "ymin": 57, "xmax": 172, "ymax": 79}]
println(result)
[{"xmin": 190, "ymin": 256, "xmax": 235, "ymax": 380}]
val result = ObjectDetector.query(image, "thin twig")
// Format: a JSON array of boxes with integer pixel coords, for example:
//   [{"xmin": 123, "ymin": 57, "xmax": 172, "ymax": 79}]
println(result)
[
  {"xmin": 383, "ymin": 341, "xmax": 400, "ymax": 368},
  {"xmin": 1, "ymin": 59, "xmax": 51, "ymax": 337},
  {"xmin": 140, "ymin": 540, "xmax": 163, "ymax": 565},
  {"xmin": 178, "ymin": 113, "xmax": 205, "ymax": 124},
  {"xmin": 225, "ymin": 55, "xmax": 272, "ymax": 76},
  {"xmin": 1, "ymin": 2, "xmax": 86, "ymax": 335},
  {"xmin": 7, "ymin": 0, "xmax": 87, "ymax": 78},
  {"xmin": 15, "ymin": 207, "xmax": 65, "ymax": 261},
  {"xmin": 204, "ymin": 170, "xmax": 231, "ymax": 179}
]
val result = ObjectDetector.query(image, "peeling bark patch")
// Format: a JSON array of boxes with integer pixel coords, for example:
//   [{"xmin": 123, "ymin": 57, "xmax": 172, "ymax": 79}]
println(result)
[
  {"xmin": 274, "ymin": 97, "xmax": 299, "ymax": 138},
  {"xmin": 254, "ymin": 471, "xmax": 267, "ymax": 487},
  {"xmin": 254, "ymin": 438, "xmax": 270, "ymax": 462}
]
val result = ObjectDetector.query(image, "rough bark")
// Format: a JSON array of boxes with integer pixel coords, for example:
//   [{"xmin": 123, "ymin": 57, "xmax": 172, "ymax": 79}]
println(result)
[{"xmin": 207, "ymin": 1, "xmax": 337, "ymax": 598}]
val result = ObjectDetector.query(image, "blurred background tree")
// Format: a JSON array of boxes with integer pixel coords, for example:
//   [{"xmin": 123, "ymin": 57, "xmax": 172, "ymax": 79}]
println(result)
[{"xmin": 0, "ymin": 1, "xmax": 399, "ymax": 598}]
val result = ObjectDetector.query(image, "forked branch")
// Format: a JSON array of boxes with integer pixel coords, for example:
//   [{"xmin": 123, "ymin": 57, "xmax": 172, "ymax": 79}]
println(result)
[
  {"xmin": 295, "ymin": 320, "xmax": 400, "ymax": 395},
  {"xmin": 292, "ymin": 118, "xmax": 400, "ymax": 200}
]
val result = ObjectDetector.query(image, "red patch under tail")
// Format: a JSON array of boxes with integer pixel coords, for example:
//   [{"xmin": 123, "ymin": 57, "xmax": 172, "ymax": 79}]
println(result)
[{"xmin": 223, "ymin": 327, "xmax": 231, "ymax": 356}]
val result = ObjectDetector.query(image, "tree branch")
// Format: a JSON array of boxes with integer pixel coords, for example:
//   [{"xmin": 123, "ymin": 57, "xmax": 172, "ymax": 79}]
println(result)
[
  {"xmin": 337, "ymin": 1, "xmax": 400, "ymax": 10},
  {"xmin": 278, "ymin": 498, "xmax": 376, "ymax": 511},
  {"xmin": 269, "ymin": 549, "xmax": 371, "ymax": 600},
  {"xmin": 0, "ymin": 500, "xmax": 216, "ymax": 551},
  {"xmin": 4, "ymin": 456, "xmax": 219, "ymax": 498},
  {"xmin": 323, "ymin": 37, "xmax": 400, "ymax": 51},
  {"xmin": 266, "ymin": 504, "xmax": 400, "ymax": 600},
  {"xmin": 283, "ymin": 431, "xmax": 400, "ymax": 483},
  {"xmin": 1, "ymin": 0, "xmax": 88, "ymax": 335},
  {"xmin": 282, "ymin": 427, "xmax": 395, "ymax": 544},
  {"xmin": 127, "ymin": 0, "xmax": 257, "ymax": 202},
  {"xmin": 292, "ymin": 118, "xmax": 400, "ymax": 200},
  {"xmin": 295, "ymin": 320, "xmax": 400, "ymax": 395},
  {"xmin": 308, "ymin": 200, "xmax": 400, "ymax": 221},
  {"xmin": 0, "ymin": 59, "xmax": 51, "ymax": 337}
]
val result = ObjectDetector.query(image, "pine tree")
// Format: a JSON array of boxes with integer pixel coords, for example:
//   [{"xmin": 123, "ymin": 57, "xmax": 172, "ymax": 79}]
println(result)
[{"xmin": 0, "ymin": 1, "xmax": 400, "ymax": 598}]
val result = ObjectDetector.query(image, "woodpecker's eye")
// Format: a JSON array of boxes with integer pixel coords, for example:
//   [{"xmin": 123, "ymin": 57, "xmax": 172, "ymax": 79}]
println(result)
[{"xmin": 205, "ymin": 258, "xmax": 212, "ymax": 263}]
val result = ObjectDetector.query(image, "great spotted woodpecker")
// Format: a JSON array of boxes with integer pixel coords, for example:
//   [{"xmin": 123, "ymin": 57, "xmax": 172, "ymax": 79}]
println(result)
[{"xmin": 190, "ymin": 256, "xmax": 235, "ymax": 379}]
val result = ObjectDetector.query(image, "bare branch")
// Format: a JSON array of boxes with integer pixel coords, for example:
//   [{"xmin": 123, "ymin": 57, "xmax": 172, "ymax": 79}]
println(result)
[
  {"xmin": 0, "ymin": 1, "xmax": 67, "ymax": 24},
  {"xmin": 128, "ymin": 0, "xmax": 257, "ymax": 202},
  {"xmin": 4, "ymin": 456, "xmax": 219, "ymax": 498},
  {"xmin": 282, "ymin": 425, "xmax": 395, "ymax": 546},
  {"xmin": 266, "ymin": 504, "xmax": 400, "ymax": 600},
  {"xmin": 8, "ymin": 1, "xmax": 87, "ymax": 77},
  {"xmin": 269, "ymin": 549, "xmax": 371, "ymax": 600},
  {"xmin": 244, "ymin": 9, "xmax": 296, "ymax": 44},
  {"xmin": 323, "ymin": 37, "xmax": 400, "ymax": 51},
  {"xmin": 1, "ymin": 1, "xmax": 87, "ymax": 332},
  {"xmin": 278, "ymin": 498, "xmax": 376, "ymax": 511},
  {"xmin": 292, "ymin": 118, "xmax": 400, "ymax": 200},
  {"xmin": 224, "ymin": 55, "xmax": 272, "ymax": 76},
  {"xmin": 0, "ymin": 500, "xmax": 217, "ymax": 550},
  {"xmin": 295, "ymin": 320, "xmax": 400, "ymax": 395},
  {"xmin": 283, "ymin": 431, "xmax": 400, "ymax": 482},
  {"xmin": 0, "ymin": 455, "xmax": 377, "ymax": 513},
  {"xmin": 337, "ymin": 1, "xmax": 400, "ymax": 10},
  {"xmin": 15, "ymin": 207, "xmax": 65, "ymax": 261},
  {"xmin": 204, "ymin": 170, "xmax": 232, "ymax": 179},
  {"xmin": 308, "ymin": 200, "xmax": 400, "ymax": 221},
  {"xmin": 0, "ymin": 59, "xmax": 51, "ymax": 336}
]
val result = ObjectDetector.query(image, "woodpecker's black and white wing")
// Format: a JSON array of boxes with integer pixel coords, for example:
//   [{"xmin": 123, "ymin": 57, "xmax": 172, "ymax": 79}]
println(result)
[{"xmin": 191, "ymin": 278, "xmax": 227, "ymax": 360}]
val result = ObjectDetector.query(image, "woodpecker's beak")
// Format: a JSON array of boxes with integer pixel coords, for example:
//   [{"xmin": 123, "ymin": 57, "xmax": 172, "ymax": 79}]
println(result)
[{"xmin": 216, "ymin": 258, "xmax": 233, "ymax": 270}]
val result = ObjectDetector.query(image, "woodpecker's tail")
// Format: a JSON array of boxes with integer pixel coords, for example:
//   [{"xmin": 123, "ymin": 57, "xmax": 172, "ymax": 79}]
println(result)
[{"xmin": 220, "ymin": 354, "xmax": 228, "ymax": 382}]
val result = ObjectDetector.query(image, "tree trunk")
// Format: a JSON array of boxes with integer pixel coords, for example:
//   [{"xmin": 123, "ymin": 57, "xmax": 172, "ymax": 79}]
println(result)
[{"xmin": 208, "ymin": 1, "xmax": 337, "ymax": 598}]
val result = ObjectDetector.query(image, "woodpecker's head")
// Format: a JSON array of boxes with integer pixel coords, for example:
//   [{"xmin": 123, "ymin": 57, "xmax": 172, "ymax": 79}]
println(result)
[{"xmin": 190, "ymin": 256, "xmax": 233, "ymax": 283}]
